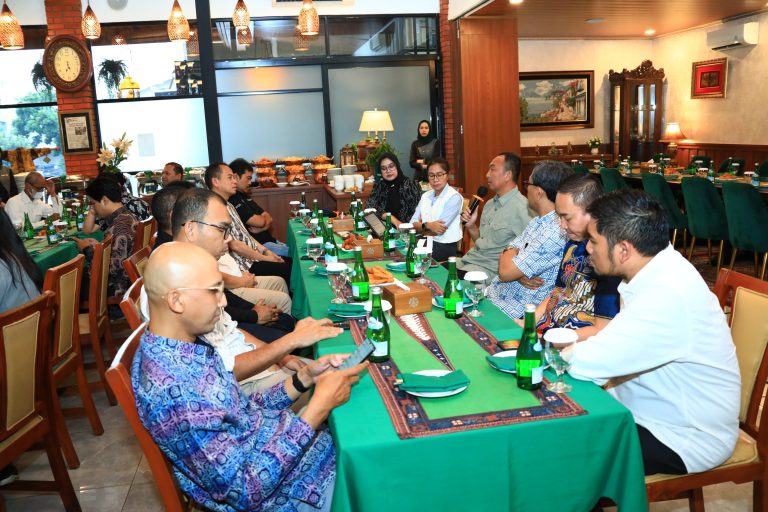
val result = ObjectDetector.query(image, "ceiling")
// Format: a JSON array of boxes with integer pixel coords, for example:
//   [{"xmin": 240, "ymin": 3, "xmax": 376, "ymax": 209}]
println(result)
[{"xmin": 468, "ymin": 0, "xmax": 767, "ymax": 38}]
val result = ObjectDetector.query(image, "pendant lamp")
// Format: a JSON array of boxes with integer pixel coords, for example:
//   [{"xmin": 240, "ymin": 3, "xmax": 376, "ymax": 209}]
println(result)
[
  {"xmin": 186, "ymin": 29, "xmax": 199, "ymax": 57},
  {"xmin": 293, "ymin": 25, "xmax": 310, "ymax": 52},
  {"xmin": 232, "ymin": 0, "xmax": 250, "ymax": 30},
  {"xmin": 112, "ymin": 33, "xmax": 127, "ymax": 45},
  {"xmin": 298, "ymin": 0, "xmax": 320, "ymax": 36},
  {"xmin": 168, "ymin": 0, "xmax": 190, "ymax": 41},
  {"xmin": 237, "ymin": 26, "xmax": 251, "ymax": 46},
  {"xmin": 81, "ymin": 1, "xmax": 101, "ymax": 40},
  {"xmin": 0, "ymin": 1, "xmax": 24, "ymax": 49}
]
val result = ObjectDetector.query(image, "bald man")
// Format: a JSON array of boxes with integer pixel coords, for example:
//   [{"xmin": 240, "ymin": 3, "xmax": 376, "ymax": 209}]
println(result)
[
  {"xmin": 4, "ymin": 171, "xmax": 62, "ymax": 226},
  {"xmin": 134, "ymin": 243, "xmax": 367, "ymax": 512}
]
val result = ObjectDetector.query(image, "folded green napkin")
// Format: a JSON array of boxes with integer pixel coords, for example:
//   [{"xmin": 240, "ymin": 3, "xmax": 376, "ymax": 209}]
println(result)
[
  {"xmin": 396, "ymin": 370, "xmax": 470, "ymax": 393},
  {"xmin": 314, "ymin": 266, "xmax": 329, "ymax": 276},
  {"xmin": 486, "ymin": 354, "xmax": 517, "ymax": 372},
  {"xmin": 434, "ymin": 295, "xmax": 473, "ymax": 308},
  {"xmin": 328, "ymin": 303, "xmax": 366, "ymax": 315},
  {"xmin": 386, "ymin": 262, "xmax": 406, "ymax": 271}
]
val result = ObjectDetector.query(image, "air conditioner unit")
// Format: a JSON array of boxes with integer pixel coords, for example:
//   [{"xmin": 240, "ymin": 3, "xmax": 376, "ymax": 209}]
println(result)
[{"xmin": 707, "ymin": 21, "xmax": 759, "ymax": 51}]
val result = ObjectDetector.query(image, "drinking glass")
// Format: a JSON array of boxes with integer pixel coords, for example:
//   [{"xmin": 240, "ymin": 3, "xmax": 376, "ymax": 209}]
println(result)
[
  {"xmin": 299, "ymin": 209, "xmax": 312, "ymax": 228},
  {"xmin": 463, "ymin": 271, "xmax": 488, "ymax": 317},
  {"xmin": 309, "ymin": 218, "xmax": 320, "ymax": 237},
  {"xmin": 543, "ymin": 328, "xmax": 578, "ymax": 393},
  {"xmin": 398, "ymin": 223, "xmax": 413, "ymax": 245},
  {"xmin": 326, "ymin": 263, "xmax": 348, "ymax": 304},
  {"xmin": 289, "ymin": 201, "xmax": 301, "ymax": 219},
  {"xmin": 306, "ymin": 238, "xmax": 324, "ymax": 272},
  {"xmin": 13, "ymin": 222, "xmax": 23, "ymax": 239},
  {"xmin": 413, "ymin": 247, "xmax": 431, "ymax": 285}
]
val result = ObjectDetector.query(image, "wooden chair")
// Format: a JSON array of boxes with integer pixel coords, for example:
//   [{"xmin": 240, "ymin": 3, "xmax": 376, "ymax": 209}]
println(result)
[
  {"xmin": 132, "ymin": 215, "xmax": 155, "ymax": 254},
  {"xmin": 43, "ymin": 255, "xmax": 104, "ymax": 470},
  {"xmin": 120, "ymin": 278, "xmax": 144, "ymax": 332},
  {"xmin": 79, "ymin": 235, "xmax": 117, "ymax": 405},
  {"xmin": 106, "ymin": 324, "xmax": 195, "ymax": 512},
  {"xmin": 713, "ymin": 269, "xmax": 768, "ymax": 316},
  {"xmin": 122, "ymin": 245, "xmax": 150, "ymax": 284},
  {"xmin": 0, "ymin": 292, "xmax": 81, "ymax": 511},
  {"xmin": 645, "ymin": 285, "xmax": 768, "ymax": 511}
]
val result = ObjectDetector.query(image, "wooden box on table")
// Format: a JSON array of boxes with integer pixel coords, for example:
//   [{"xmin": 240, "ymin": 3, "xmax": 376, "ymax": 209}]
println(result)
[
  {"xmin": 331, "ymin": 218, "xmax": 354, "ymax": 232},
  {"xmin": 382, "ymin": 282, "xmax": 432, "ymax": 316},
  {"xmin": 353, "ymin": 239, "xmax": 383, "ymax": 260}
]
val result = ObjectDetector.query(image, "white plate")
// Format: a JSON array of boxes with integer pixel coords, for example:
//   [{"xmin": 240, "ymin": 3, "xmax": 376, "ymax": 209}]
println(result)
[
  {"xmin": 403, "ymin": 369, "xmax": 469, "ymax": 398},
  {"xmin": 363, "ymin": 299, "xmax": 392, "ymax": 313},
  {"xmin": 289, "ymin": 181, "xmax": 309, "ymax": 186},
  {"xmin": 487, "ymin": 350, "xmax": 517, "ymax": 374}
]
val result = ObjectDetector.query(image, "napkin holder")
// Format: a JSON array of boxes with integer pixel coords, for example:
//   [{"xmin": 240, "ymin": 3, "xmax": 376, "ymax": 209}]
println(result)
[
  {"xmin": 331, "ymin": 218, "xmax": 355, "ymax": 232},
  {"xmin": 382, "ymin": 282, "xmax": 432, "ymax": 316},
  {"xmin": 353, "ymin": 238, "xmax": 384, "ymax": 260}
]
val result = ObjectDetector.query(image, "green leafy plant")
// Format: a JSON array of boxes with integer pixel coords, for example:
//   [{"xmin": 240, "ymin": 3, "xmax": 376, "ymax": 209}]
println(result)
[
  {"xmin": 97, "ymin": 59, "xmax": 128, "ymax": 99},
  {"xmin": 31, "ymin": 61, "xmax": 54, "ymax": 101},
  {"xmin": 587, "ymin": 136, "xmax": 602, "ymax": 148}
]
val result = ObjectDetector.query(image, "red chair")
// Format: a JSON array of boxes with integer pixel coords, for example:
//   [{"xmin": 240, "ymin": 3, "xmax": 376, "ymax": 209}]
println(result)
[{"xmin": 122, "ymin": 245, "xmax": 150, "ymax": 284}]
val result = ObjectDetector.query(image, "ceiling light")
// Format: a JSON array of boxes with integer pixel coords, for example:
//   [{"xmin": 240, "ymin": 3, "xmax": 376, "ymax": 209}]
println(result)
[
  {"xmin": 644, "ymin": 29, "xmax": 656, "ymax": 36},
  {"xmin": 232, "ymin": 0, "xmax": 250, "ymax": 30},
  {"xmin": 81, "ymin": 0, "xmax": 101, "ymax": 40},
  {"xmin": 293, "ymin": 25, "xmax": 310, "ymax": 52},
  {"xmin": 298, "ymin": 0, "xmax": 320, "ymax": 36},
  {"xmin": 509, "ymin": 0, "xmax": 524, "ymax": 4},
  {"xmin": 237, "ymin": 26, "xmax": 251, "ymax": 46},
  {"xmin": 186, "ymin": 29, "xmax": 199, "ymax": 57},
  {"xmin": 167, "ymin": 0, "xmax": 190, "ymax": 41},
  {"xmin": 585, "ymin": 18, "xmax": 605, "ymax": 24},
  {"xmin": 112, "ymin": 33, "xmax": 126, "ymax": 45},
  {"xmin": 0, "ymin": 1, "xmax": 24, "ymax": 50}
]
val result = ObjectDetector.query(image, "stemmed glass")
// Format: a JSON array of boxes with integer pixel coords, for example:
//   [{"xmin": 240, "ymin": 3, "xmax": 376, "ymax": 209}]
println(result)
[
  {"xmin": 413, "ymin": 247, "xmax": 431, "ymax": 285},
  {"xmin": 326, "ymin": 262, "xmax": 348, "ymax": 304},
  {"xmin": 306, "ymin": 237, "xmax": 324, "ymax": 272},
  {"xmin": 543, "ymin": 328, "xmax": 578, "ymax": 393},
  {"xmin": 300, "ymin": 209, "xmax": 312, "ymax": 229},
  {"xmin": 289, "ymin": 201, "xmax": 301, "ymax": 220},
  {"xmin": 309, "ymin": 218, "xmax": 321, "ymax": 237},
  {"xmin": 398, "ymin": 223, "xmax": 413, "ymax": 245},
  {"xmin": 463, "ymin": 271, "xmax": 488, "ymax": 317}
]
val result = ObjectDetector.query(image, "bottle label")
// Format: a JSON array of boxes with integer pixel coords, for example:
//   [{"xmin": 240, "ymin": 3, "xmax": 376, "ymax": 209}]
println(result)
[
  {"xmin": 533, "ymin": 340, "xmax": 542, "ymax": 352},
  {"xmin": 368, "ymin": 317, "xmax": 383, "ymax": 330},
  {"xmin": 371, "ymin": 340, "xmax": 388, "ymax": 357},
  {"xmin": 456, "ymin": 302, "xmax": 464, "ymax": 314},
  {"xmin": 324, "ymin": 254, "xmax": 338, "ymax": 264},
  {"xmin": 352, "ymin": 284, "xmax": 360, "ymax": 296},
  {"xmin": 387, "ymin": 239, "xmax": 396, "ymax": 250},
  {"xmin": 531, "ymin": 366, "xmax": 543, "ymax": 384}
]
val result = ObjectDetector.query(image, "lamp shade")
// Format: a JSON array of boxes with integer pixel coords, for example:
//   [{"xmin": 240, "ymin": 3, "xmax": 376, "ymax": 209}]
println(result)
[
  {"xmin": 293, "ymin": 25, "xmax": 310, "ymax": 52},
  {"xmin": 112, "ymin": 33, "xmax": 127, "ymax": 45},
  {"xmin": 236, "ymin": 26, "xmax": 251, "ymax": 46},
  {"xmin": 660, "ymin": 122, "xmax": 687, "ymax": 142},
  {"xmin": 186, "ymin": 29, "xmax": 199, "ymax": 56},
  {"xmin": 167, "ymin": 0, "xmax": 190, "ymax": 41},
  {"xmin": 359, "ymin": 110, "xmax": 394, "ymax": 133},
  {"xmin": 81, "ymin": 1, "xmax": 101, "ymax": 40},
  {"xmin": 232, "ymin": 0, "xmax": 250, "ymax": 30},
  {"xmin": 0, "ymin": 2, "xmax": 23, "ymax": 50},
  {"xmin": 298, "ymin": 0, "xmax": 320, "ymax": 36}
]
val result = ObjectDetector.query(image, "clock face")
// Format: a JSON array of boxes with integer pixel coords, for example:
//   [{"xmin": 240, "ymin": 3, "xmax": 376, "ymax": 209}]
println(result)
[
  {"xmin": 42, "ymin": 36, "xmax": 93, "ymax": 92},
  {"xmin": 54, "ymin": 47, "xmax": 82, "ymax": 83}
]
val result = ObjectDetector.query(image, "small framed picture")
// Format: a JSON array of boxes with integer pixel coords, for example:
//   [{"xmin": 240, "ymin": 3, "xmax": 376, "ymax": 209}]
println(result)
[
  {"xmin": 691, "ymin": 58, "xmax": 727, "ymax": 99},
  {"xmin": 59, "ymin": 110, "xmax": 97, "ymax": 154}
]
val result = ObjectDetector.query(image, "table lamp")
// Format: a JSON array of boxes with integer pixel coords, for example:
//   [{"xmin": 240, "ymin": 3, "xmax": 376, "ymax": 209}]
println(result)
[
  {"xmin": 359, "ymin": 109, "xmax": 394, "ymax": 142},
  {"xmin": 660, "ymin": 122, "xmax": 687, "ymax": 158}
]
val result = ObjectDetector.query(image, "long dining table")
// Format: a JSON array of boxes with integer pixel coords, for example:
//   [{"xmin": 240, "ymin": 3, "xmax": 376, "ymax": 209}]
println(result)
[
  {"xmin": 25, "ymin": 229, "xmax": 103, "ymax": 272},
  {"xmin": 286, "ymin": 220, "xmax": 648, "ymax": 512}
]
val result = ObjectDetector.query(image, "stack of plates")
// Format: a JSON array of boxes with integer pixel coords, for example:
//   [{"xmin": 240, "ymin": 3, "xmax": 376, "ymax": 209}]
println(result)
[{"xmin": 342, "ymin": 165, "xmax": 357, "ymax": 175}]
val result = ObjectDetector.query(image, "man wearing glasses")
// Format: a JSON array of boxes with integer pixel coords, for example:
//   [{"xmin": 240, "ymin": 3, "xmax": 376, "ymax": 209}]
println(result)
[{"xmin": 4, "ymin": 171, "xmax": 62, "ymax": 226}]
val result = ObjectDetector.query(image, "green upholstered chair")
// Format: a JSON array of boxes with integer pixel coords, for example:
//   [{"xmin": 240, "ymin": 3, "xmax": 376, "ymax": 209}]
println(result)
[
  {"xmin": 572, "ymin": 164, "xmax": 590, "ymax": 175},
  {"xmin": 652, "ymin": 153, "xmax": 670, "ymax": 163},
  {"xmin": 757, "ymin": 160, "xmax": 768, "ymax": 178},
  {"xmin": 642, "ymin": 173, "xmax": 687, "ymax": 248},
  {"xmin": 681, "ymin": 177, "xmax": 729, "ymax": 271},
  {"xmin": 721, "ymin": 182, "xmax": 768, "ymax": 280},
  {"xmin": 599, "ymin": 167, "xmax": 629, "ymax": 192},
  {"xmin": 718, "ymin": 158, "xmax": 747, "ymax": 176},
  {"xmin": 688, "ymin": 155, "xmax": 712, "ymax": 169}
]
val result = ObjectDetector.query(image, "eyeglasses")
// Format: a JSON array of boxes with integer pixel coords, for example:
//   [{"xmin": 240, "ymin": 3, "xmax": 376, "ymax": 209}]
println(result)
[
  {"xmin": 171, "ymin": 282, "xmax": 226, "ymax": 297},
  {"xmin": 523, "ymin": 180, "xmax": 537, "ymax": 188},
  {"xmin": 380, "ymin": 163, "xmax": 397, "ymax": 172},
  {"xmin": 428, "ymin": 171, "xmax": 447, "ymax": 180},
  {"xmin": 187, "ymin": 220, "xmax": 232, "ymax": 238}
]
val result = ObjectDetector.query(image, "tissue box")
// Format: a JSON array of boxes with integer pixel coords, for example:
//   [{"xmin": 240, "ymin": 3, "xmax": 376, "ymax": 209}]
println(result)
[
  {"xmin": 353, "ymin": 238, "xmax": 383, "ymax": 260},
  {"xmin": 331, "ymin": 218, "xmax": 354, "ymax": 232},
  {"xmin": 382, "ymin": 282, "xmax": 432, "ymax": 316}
]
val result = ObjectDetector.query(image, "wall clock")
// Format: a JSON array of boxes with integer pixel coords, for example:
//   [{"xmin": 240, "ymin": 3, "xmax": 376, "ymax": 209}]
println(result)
[{"xmin": 42, "ymin": 35, "xmax": 94, "ymax": 92}]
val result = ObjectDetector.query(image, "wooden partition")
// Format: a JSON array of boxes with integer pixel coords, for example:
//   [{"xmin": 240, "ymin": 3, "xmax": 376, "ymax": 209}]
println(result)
[{"xmin": 675, "ymin": 143, "xmax": 768, "ymax": 171}]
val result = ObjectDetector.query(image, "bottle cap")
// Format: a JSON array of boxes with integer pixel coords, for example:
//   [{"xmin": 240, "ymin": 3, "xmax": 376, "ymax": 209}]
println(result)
[
  {"xmin": 371, "ymin": 286, "xmax": 382, "ymax": 295},
  {"xmin": 448, "ymin": 256, "xmax": 457, "ymax": 262},
  {"xmin": 525, "ymin": 304, "xmax": 536, "ymax": 312},
  {"xmin": 409, "ymin": 229, "xmax": 416, "ymax": 234},
  {"xmin": 354, "ymin": 246, "xmax": 362, "ymax": 252}
]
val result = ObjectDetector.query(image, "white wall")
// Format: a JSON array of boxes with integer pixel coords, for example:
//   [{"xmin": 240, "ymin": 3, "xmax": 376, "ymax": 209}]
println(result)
[{"xmin": 518, "ymin": 39, "xmax": 651, "ymax": 148}]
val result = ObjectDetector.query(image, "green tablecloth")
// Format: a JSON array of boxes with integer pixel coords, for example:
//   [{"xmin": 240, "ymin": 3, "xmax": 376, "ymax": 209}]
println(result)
[
  {"xmin": 25, "ymin": 229, "xmax": 103, "ymax": 273},
  {"xmin": 286, "ymin": 220, "xmax": 648, "ymax": 512}
]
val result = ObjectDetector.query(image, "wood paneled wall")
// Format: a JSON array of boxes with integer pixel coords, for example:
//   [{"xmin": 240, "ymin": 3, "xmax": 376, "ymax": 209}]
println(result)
[{"xmin": 676, "ymin": 143, "xmax": 768, "ymax": 171}]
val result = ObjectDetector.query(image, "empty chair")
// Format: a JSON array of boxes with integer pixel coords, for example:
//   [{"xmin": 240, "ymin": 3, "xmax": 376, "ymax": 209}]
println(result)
[
  {"xmin": 652, "ymin": 153, "xmax": 670, "ymax": 163},
  {"xmin": 713, "ymin": 268, "xmax": 768, "ymax": 314},
  {"xmin": 718, "ymin": 158, "xmax": 747, "ymax": 176},
  {"xmin": 681, "ymin": 177, "xmax": 729, "ymax": 272},
  {"xmin": 43, "ymin": 254, "xmax": 104, "ymax": 470},
  {"xmin": 645, "ymin": 285, "xmax": 768, "ymax": 511},
  {"xmin": 599, "ymin": 167, "xmax": 629, "ymax": 192},
  {"xmin": 120, "ymin": 277, "xmax": 144, "ymax": 332},
  {"xmin": 757, "ymin": 160, "xmax": 768, "ymax": 178},
  {"xmin": 722, "ymin": 181, "xmax": 768, "ymax": 280},
  {"xmin": 123, "ymin": 245, "xmax": 151, "ymax": 284},
  {"xmin": 688, "ymin": 155, "xmax": 712, "ymax": 169},
  {"xmin": 106, "ymin": 324, "xmax": 195, "ymax": 512},
  {"xmin": 0, "ymin": 292, "xmax": 81, "ymax": 511},
  {"xmin": 572, "ymin": 163, "xmax": 590, "ymax": 175},
  {"xmin": 642, "ymin": 172, "xmax": 687, "ymax": 248}
]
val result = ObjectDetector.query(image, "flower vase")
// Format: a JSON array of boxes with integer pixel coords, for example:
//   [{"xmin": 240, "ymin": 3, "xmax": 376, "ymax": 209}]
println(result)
[{"xmin": 590, "ymin": 147, "xmax": 599, "ymax": 155}]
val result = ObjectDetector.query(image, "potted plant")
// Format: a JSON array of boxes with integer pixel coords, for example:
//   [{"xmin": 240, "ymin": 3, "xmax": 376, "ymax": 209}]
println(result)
[
  {"xmin": 587, "ymin": 136, "xmax": 602, "ymax": 155},
  {"xmin": 97, "ymin": 59, "xmax": 128, "ymax": 99},
  {"xmin": 31, "ymin": 61, "xmax": 55, "ymax": 101}
]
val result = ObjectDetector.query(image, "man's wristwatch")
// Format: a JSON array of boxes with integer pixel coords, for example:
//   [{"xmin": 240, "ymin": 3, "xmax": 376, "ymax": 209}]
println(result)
[
  {"xmin": 292, "ymin": 372, "xmax": 311, "ymax": 393},
  {"xmin": 422, "ymin": 222, "xmax": 428, "ymax": 234}
]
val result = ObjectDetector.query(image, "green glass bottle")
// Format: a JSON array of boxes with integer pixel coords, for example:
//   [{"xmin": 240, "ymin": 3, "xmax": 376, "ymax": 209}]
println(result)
[
  {"xmin": 75, "ymin": 202, "xmax": 85, "ymax": 231},
  {"xmin": 383, "ymin": 213, "xmax": 397, "ymax": 252},
  {"xmin": 366, "ymin": 286, "xmax": 390, "ymax": 363},
  {"xmin": 516, "ymin": 304, "xmax": 543, "ymax": 390},
  {"xmin": 349, "ymin": 192, "xmax": 357, "ymax": 217},
  {"xmin": 324, "ymin": 222, "xmax": 339, "ymax": 264},
  {"xmin": 708, "ymin": 162, "xmax": 715, "ymax": 181},
  {"xmin": 60, "ymin": 208, "xmax": 71, "ymax": 230},
  {"xmin": 405, "ymin": 229, "xmax": 418, "ymax": 278},
  {"xmin": 355, "ymin": 201, "xmax": 367, "ymax": 232},
  {"xmin": 350, "ymin": 246, "xmax": 369, "ymax": 301},
  {"xmin": 23, "ymin": 212, "xmax": 35, "ymax": 240},
  {"xmin": 443, "ymin": 256, "xmax": 464, "ymax": 319},
  {"xmin": 727, "ymin": 157, "xmax": 735, "ymax": 175},
  {"xmin": 45, "ymin": 215, "xmax": 59, "ymax": 245},
  {"xmin": 300, "ymin": 191, "xmax": 307, "ymax": 210},
  {"xmin": 311, "ymin": 199, "xmax": 319, "ymax": 219}
]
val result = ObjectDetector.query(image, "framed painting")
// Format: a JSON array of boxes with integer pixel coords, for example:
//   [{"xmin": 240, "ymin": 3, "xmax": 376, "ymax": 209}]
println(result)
[
  {"xmin": 691, "ymin": 58, "xmax": 727, "ymax": 99},
  {"xmin": 519, "ymin": 70, "xmax": 594, "ymax": 131},
  {"xmin": 59, "ymin": 110, "xmax": 97, "ymax": 154}
]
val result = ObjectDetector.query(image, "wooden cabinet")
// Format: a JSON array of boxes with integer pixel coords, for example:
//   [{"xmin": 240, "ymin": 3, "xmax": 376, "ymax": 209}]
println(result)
[
  {"xmin": 609, "ymin": 60, "xmax": 665, "ymax": 162},
  {"xmin": 248, "ymin": 185, "xmax": 330, "ymax": 242}
]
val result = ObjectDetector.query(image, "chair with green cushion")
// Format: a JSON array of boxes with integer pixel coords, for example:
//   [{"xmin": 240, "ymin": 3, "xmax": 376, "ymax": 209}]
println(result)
[
  {"xmin": 718, "ymin": 158, "xmax": 747, "ymax": 176},
  {"xmin": 757, "ymin": 160, "xmax": 768, "ymax": 178},
  {"xmin": 652, "ymin": 153, "xmax": 670, "ymax": 163},
  {"xmin": 688, "ymin": 155, "xmax": 712, "ymax": 169},
  {"xmin": 681, "ymin": 177, "xmax": 729, "ymax": 272},
  {"xmin": 572, "ymin": 164, "xmax": 590, "ymax": 175},
  {"xmin": 599, "ymin": 167, "xmax": 629, "ymax": 192},
  {"xmin": 642, "ymin": 173, "xmax": 687, "ymax": 248},
  {"xmin": 721, "ymin": 182, "xmax": 768, "ymax": 280}
]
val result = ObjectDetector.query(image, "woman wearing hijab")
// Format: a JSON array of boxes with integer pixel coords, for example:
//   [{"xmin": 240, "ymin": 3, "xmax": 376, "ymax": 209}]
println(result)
[
  {"xmin": 409, "ymin": 119, "xmax": 441, "ymax": 182},
  {"xmin": 368, "ymin": 152, "xmax": 422, "ymax": 225}
]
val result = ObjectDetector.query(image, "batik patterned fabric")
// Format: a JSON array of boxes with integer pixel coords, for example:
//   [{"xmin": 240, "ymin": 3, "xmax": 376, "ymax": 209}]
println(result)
[
  {"xmin": 535, "ymin": 239, "xmax": 621, "ymax": 334},
  {"xmin": 132, "ymin": 331, "xmax": 335, "ymax": 512},
  {"xmin": 102, "ymin": 206, "xmax": 138, "ymax": 297},
  {"xmin": 226, "ymin": 202, "xmax": 263, "ymax": 274}
]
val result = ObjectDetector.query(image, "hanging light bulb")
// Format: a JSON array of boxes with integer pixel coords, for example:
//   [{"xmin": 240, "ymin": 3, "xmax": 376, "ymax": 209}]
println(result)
[
  {"xmin": 81, "ymin": 0, "xmax": 101, "ymax": 40},
  {"xmin": 0, "ymin": 1, "xmax": 24, "ymax": 50},
  {"xmin": 186, "ymin": 29, "xmax": 199, "ymax": 57},
  {"xmin": 167, "ymin": 0, "xmax": 190, "ymax": 41},
  {"xmin": 112, "ymin": 33, "xmax": 127, "ymax": 45},
  {"xmin": 232, "ymin": 0, "xmax": 250, "ymax": 30},
  {"xmin": 298, "ymin": 0, "xmax": 320, "ymax": 36},
  {"xmin": 236, "ymin": 26, "xmax": 251, "ymax": 46},
  {"xmin": 293, "ymin": 25, "xmax": 309, "ymax": 52}
]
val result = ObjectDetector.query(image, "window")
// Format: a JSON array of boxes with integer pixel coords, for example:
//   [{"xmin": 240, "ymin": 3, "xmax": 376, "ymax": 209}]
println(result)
[{"xmin": 212, "ymin": 19, "xmax": 326, "ymax": 61}]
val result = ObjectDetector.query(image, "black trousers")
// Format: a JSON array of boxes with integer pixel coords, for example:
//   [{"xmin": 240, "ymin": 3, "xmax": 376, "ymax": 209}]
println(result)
[
  {"xmin": 248, "ymin": 258, "xmax": 292, "ymax": 289},
  {"xmin": 637, "ymin": 424, "xmax": 687, "ymax": 475},
  {"xmin": 432, "ymin": 240, "xmax": 458, "ymax": 264}
]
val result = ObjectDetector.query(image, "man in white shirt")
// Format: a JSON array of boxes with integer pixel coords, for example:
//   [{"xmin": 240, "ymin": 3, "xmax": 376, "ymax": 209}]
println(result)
[
  {"xmin": 569, "ymin": 189, "xmax": 740, "ymax": 475},
  {"xmin": 4, "ymin": 171, "xmax": 62, "ymax": 226}
]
